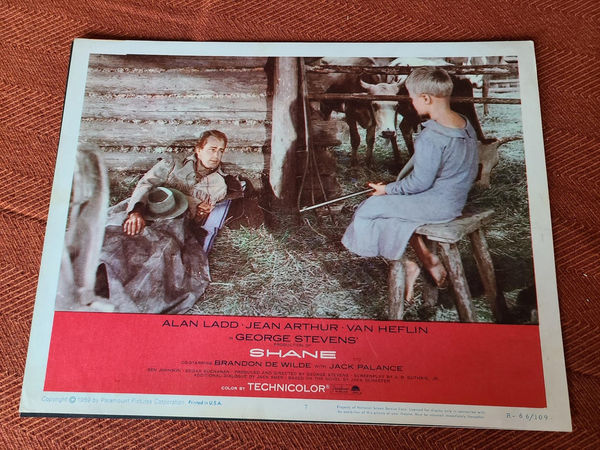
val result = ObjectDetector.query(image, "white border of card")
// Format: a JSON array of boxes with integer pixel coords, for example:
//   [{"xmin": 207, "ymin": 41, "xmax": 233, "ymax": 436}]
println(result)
[{"xmin": 20, "ymin": 39, "xmax": 570, "ymax": 431}]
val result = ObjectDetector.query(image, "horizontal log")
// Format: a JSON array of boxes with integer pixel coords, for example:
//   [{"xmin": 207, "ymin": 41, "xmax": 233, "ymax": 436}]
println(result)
[
  {"xmin": 82, "ymin": 94, "xmax": 270, "ymax": 118},
  {"xmin": 79, "ymin": 119, "xmax": 345, "ymax": 151},
  {"xmin": 489, "ymin": 78, "xmax": 519, "ymax": 84},
  {"xmin": 306, "ymin": 64, "xmax": 518, "ymax": 76},
  {"xmin": 79, "ymin": 118, "xmax": 270, "ymax": 147},
  {"xmin": 85, "ymin": 69, "xmax": 268, "ymax": 96},
  {"xmin": 101, "ymin": 150, "xmax": 268, "ymax": 174},
  {"xmin": 107, "ymin": 169, "xmax": 264, "ymax": 193},
  {"xmin": 307, "ymin": 74, "xmax": 520, "ymax": 96},
  {"xmin": 81, "ymin": 108, "xmax": 271, "ymax": 122},
  {"xmin": 488, "ymin": 87, "xmax": 520, "ymax": 94},
  {"xmin": 89, "ymin": 54, "xmax": 269, "ymax": 70},
  {"xmin": 308, "ymin": 93, "xmax": 521, "ymax": 104}
]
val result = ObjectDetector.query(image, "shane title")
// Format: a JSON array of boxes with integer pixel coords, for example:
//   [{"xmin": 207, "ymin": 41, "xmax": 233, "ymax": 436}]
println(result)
[{"xmin": 249, "ymin": 349, "xmax": 336, "ymax": 359}]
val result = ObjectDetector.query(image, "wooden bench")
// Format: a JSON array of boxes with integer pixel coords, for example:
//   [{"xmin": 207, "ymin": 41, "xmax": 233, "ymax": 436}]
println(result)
[{"xmin": 388, "ymin": 210, "xmax": 505, "ymax": 322}]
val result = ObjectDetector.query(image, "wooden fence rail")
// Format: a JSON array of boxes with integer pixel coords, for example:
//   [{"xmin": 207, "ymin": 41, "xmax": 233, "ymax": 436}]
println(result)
[
  {"xmin": 308, "ymin": 93, "xmax": 521, "ymax": 104},
  {"xmin": 307, "ymin": 64, "xmax": 518, "ymax": 76}
]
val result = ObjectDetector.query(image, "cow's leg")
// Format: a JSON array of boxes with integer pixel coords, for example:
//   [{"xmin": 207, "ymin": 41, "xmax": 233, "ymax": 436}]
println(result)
[
  {"xmin": 347, "ymin": 117, "xmax": 360, "ymax": 166},
  {"xmin": 365, "ymin": 125, "xmax": 375, "ymax": 167},
  {"xmin": 320, "ymin": 101, "xmax": 333, "ymax": 121},
  {"xmin": 390, "ymin": 136, "xmax": 402, "ymax": 167},
  {"xmin": 451, "ymin": 78, "xmax": 492, "ymax": 144},
  {"xmin": 464, "ymin": 103, "xmax": 488, "ymax": 142},
  {"xmin": 399, "ymin": 118, "xmax": 415, "ymax": 156},
  {"xmin": 467, "ymin": 108, "xmax": 496, "ymax": 145}
]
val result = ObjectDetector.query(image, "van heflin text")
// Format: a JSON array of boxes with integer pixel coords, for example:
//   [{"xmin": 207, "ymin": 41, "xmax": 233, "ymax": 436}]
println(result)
[{"xmin": 161, "ymin": 319, "xmax": 429, "ymax": 335}]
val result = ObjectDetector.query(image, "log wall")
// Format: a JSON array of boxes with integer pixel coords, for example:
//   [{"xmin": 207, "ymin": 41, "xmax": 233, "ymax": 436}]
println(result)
[{"xmin": 79, "ymin": 55, "xmax": 272, "ymax": 188}]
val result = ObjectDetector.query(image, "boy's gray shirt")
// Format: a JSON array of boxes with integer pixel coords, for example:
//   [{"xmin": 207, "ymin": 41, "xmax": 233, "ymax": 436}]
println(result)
[
  {"xmin": 342, "ymin": 116, "xmax": 479, "ymax": 260},
  {"xmin": 385, "ymin": 118, "xmax": 478, "ymax": 201}
]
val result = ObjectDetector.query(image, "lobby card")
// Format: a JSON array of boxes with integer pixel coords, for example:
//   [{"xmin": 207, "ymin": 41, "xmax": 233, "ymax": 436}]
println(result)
[{"xmin": 20, "ymin": 39, "xmax": 570, "ymax": 431}]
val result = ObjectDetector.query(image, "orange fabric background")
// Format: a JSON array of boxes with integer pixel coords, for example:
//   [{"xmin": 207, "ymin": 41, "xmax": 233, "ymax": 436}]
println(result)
[{"xmin": 1, "ymin": 0, "xmax": 598, "ymax": 447}]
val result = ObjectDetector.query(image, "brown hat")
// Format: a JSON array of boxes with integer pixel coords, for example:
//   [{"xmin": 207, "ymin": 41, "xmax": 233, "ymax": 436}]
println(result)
[{"xmin": 144, "ymin": 187, "xmax": 189, "ymax": 220}]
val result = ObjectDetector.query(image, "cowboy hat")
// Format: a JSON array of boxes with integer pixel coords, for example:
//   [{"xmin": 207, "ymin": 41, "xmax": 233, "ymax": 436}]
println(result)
[{"xmin": 144, "ymin": 187, "xmax": 189, "ymax": 220}]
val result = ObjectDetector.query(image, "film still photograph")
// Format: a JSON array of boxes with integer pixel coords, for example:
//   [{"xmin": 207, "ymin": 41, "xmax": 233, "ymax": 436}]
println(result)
[{"xmin": 60, "ymin": 52, "xmax": 532, "ymax": 325}]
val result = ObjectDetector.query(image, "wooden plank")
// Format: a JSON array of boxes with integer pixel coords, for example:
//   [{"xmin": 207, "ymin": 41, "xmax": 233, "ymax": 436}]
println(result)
[
  {"xmin": 100, "ymin": 150, "xmax": 266, "ymax": 173},
  {"xmin": 269, "ymin": 57, "xmax": 298, "ymax": 204},
  {"xmin": 307, "ymin": 71, "xmax": 520, "ymax": 95},
  {"xmin": 78, "ymin": 119, "xmax": 270, "ymax": 148},
  {"xmin": 85, "ymin": 69, "xmax": 268, "ymax": 96},
  {"xmin": 489, "ymin": 78, "xmax": 520, "ymax": 85},
  {"xmin": 102, "ymin": 151, "xmax": 266, "ymax": 190},
  {"xmin": 82, "ymin": 93, "xmax": 270, "ymax": 117},
  {"xmin": 388, "ymin": 260, "xmax": 405, "ymax": 320},
  {"xmin": 89, "ymin": 54, "xmax": 269, "ymax": 70},
  {"xmin": 309, "ymin": 93, "xmax": 521, "ymax": 105},
  {"xmin": 107, "ymin": 168, "xmax": 264, "ymax": 193},
  {"xmin": 488, "ymin": 87, "xmax": 520, "ymax": 94},
  {"xmin": 483, "ymin": 75, "xmax": 491, "ymax": 115},
  {"xmin": 439, "ymin": 243, "xmax": 476, "ymax": 322},
  {"xmin": 306, "ymin": 64, "xmax": 518, "ymax": 76},
  {"xmin": 416, "ymin": 210, "xmax": 494, "ymax": 243},
  {"xmin": 95, "ymin": 144, "xmax": 264, "ymax": 152},
  {"xmin": 81, "ymin": 108, "xmax": 270, "ymax": 122}
]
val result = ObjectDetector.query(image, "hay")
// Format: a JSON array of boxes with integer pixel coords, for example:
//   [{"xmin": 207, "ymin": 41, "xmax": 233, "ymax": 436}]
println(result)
[
  {"xmin": 188, "ymin": 101, "xmax": 534, "ymax": 323},
  {"xmin": 190, "ymin": 223, "xmax": 389, "ymax": 318}
]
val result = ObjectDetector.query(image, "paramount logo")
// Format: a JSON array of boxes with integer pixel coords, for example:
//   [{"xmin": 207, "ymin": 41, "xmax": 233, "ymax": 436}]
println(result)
[{"xmin": 249, "ymin": 348, "xmax": 336, "ymax": 359}]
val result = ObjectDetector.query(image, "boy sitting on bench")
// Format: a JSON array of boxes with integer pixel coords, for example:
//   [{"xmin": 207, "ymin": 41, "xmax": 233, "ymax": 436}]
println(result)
[{"xmin": 342, "ymin": 67, "xmax": 479, "ymax": 303}]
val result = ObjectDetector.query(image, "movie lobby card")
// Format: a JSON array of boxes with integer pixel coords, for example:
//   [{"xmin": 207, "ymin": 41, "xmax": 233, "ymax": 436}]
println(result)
[{"xmin": 20, "ymin": 39, "xmax": 570, "ymax": 431}]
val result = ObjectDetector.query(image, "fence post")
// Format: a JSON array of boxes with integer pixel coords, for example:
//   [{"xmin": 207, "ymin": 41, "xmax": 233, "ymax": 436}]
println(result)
[{"xmin": 269, "ymin": 57, "xmax": 299, "ymax": 207}]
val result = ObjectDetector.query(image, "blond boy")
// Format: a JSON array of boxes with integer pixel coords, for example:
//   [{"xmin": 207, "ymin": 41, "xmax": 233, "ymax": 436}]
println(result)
[{"xmin": 342, "ymin": 67, "xmax": 479, "ymax": 302}]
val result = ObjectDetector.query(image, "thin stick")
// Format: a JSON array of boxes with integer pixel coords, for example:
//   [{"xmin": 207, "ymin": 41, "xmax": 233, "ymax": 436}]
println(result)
[{"xmin": 299, "ymin": 189, "xmax": 374, "ymax": 213}]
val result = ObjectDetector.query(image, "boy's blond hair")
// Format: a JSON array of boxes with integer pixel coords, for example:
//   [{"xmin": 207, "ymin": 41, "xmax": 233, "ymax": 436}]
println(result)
[{"xmin": 405, "ymin": 67, "xmax": 453, "ymax": 97}]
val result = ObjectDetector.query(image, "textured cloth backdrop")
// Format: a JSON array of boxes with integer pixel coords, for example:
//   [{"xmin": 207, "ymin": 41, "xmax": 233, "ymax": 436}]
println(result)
[{"xmin": 1, "ymin": 0, "xmax": 599, "ymax": 448}]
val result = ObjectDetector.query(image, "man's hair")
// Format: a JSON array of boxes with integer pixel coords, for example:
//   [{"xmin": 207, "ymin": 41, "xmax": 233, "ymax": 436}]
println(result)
[
  {"xmin": 196, "ymin": 129, "xmax": 228, "ymax": 149},
  {"xmin": 405, "ymin": 67, "xmax": 453, "ymax": 97}
]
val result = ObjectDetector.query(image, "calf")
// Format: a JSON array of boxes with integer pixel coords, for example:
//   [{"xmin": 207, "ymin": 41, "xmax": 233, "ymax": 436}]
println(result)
[{"xmin": 476, "ymin": 136, "xmax": 522, "ymax": 188}]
